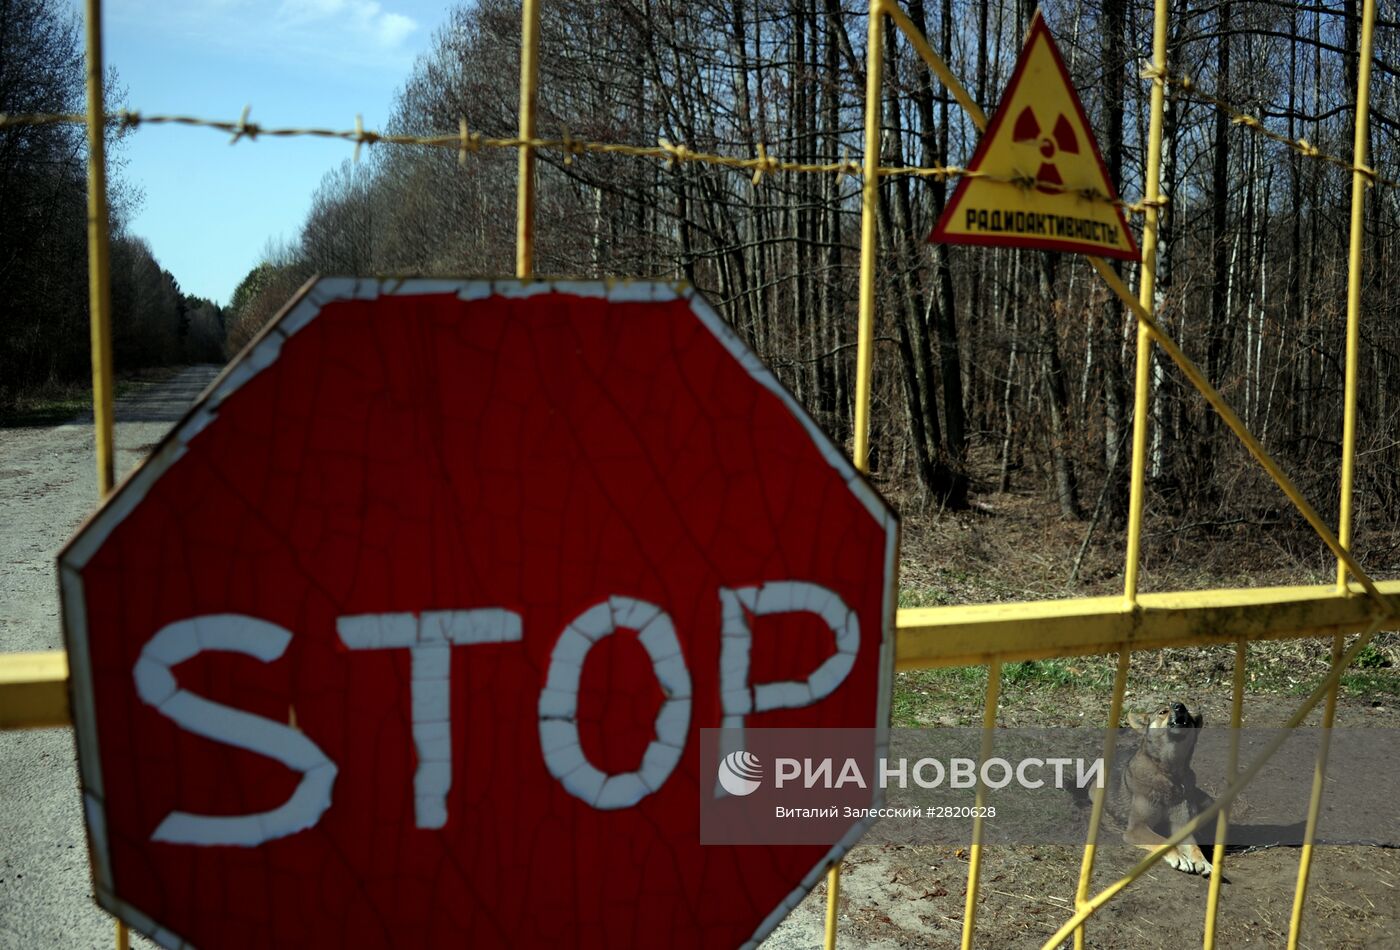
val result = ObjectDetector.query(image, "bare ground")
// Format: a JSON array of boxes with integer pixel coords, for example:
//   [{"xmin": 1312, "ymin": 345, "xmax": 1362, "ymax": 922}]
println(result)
[
  {"xmin": 766, "ymin": 695, "xmax": 1400, "ymax": 950},
  {"xmin": 1, "ymin": 365, "xmax": 221, "ymax": 950}
]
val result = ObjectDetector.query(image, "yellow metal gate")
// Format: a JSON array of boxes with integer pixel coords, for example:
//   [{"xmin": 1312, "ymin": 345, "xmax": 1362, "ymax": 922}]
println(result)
[{"xmin": 0, "ymin": 1, "xmax": 1393, "ymax": 947}]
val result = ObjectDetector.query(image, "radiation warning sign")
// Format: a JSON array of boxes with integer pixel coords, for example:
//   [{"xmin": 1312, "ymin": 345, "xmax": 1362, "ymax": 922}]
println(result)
[{"xmin": 930, "ymin": 11, "xmax": 1139, "ymax": 260}]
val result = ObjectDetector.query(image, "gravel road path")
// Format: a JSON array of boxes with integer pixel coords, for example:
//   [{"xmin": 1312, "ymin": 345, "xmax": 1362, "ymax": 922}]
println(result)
[{"xmin": 1, "ymin": 365, "xmax": 222, "ymax": 949}]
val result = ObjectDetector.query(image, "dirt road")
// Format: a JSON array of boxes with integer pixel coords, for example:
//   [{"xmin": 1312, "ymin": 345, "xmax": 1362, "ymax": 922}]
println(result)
[{"xmin": 1, "ymin": 364, "xmax": 221, "ymax": 948}]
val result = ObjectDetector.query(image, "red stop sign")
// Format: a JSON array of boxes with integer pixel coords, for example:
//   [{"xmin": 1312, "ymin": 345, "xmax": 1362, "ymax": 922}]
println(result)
[{"xmin": 60, "ymin": 278, "xmax": 896, "ymax": 948}]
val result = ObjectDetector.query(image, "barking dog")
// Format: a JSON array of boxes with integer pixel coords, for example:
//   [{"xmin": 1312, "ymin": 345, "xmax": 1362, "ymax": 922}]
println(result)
[{"xmin": 1106, "ymin": 701, "xmax": 1215, "ymax": 876}]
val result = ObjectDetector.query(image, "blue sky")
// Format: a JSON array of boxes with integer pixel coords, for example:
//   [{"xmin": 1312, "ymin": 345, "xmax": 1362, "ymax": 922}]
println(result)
[{"xmin": 84, "ymin": 0, "xmax": 450, "ymax": 305}]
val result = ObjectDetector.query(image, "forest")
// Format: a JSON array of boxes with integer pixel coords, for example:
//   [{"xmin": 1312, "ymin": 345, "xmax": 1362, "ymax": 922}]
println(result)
[
  {"xmin": 7, "ymin": 0, "xmax": 1399, "ymax": 552},
  {"xmin": 0, "ymin": 0, "xmax": 223, "ymax": 412},
  {"xmin": 220, "ymin": 0, "xmax": 1400, "ymax": 557}
]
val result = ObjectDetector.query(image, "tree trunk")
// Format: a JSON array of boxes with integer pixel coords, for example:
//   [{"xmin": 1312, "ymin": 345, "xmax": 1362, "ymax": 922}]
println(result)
[{"xmin": 1039, "ymin": 254, "xmax": 1080, "ymax": 518}]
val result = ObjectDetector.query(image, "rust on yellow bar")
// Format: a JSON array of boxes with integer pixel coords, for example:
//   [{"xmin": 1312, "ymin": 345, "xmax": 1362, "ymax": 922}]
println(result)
[
  {"xmin": 896, "ymin": 581, "xmax": 1400, "ymax": 669},
  {"xmin": 0, "ymin": 651, "xmax": 70, "ymax": 730}
]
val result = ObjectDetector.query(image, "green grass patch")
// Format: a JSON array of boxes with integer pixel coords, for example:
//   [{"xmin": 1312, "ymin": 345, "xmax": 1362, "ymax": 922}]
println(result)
[
  {"xmin": 0, "ymin": 369, "xmax": 184, "ymax": 428},
  {"xmin": 891, "ymin": 667, "xmax": 986, "ymax": 726},
  {"xmin": 1002, "ymin": 658, "xmax": 1110, "ymax": 689},
  {"xmin": 1355, "ymin": 643, "xmax": 1393, "ymax": 670},
  {"xmin": 1338, "ymin": 671, "xmax": 1400, "ymax": 697},
  {"xmin": 897, "ymin": 586, "xmax": 953, "ymax": 608},
  {"xmin": 891, "ymin": 658, "xmax": 1117, "ymax": 727},
  {"xmin": 0, "ymin": 389, "xmax": 95, "ymax": 427}
]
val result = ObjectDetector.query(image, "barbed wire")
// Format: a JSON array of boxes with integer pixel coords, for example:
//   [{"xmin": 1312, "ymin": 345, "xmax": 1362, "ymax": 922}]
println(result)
[
  {"xmin": 1143, "ymin": 66, "xmax": 1396, "ymax": 191},
  {"xmin": 3, "ymin": 60, "xmax": 1391, "ymax": 226},
  {"xmin": 0, "ymin": 108, "xmax": 1161, "ymax": 215}
]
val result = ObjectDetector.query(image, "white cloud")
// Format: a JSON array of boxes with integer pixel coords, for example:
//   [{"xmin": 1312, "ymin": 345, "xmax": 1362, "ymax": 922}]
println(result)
[
  {"xmin": 374, "ymin": 11, "xmax": 415, "ymax": 47},
  {"xmin": 108, "ymin": 0, "xmax": 423, "ymax": 77},
  {"xmin": 277, "ymin": 0, "xmax": 418, "ymax": 49},
  {"xmin": 278, "ymin": 0, "xmax": 347, "ymax": 17}
]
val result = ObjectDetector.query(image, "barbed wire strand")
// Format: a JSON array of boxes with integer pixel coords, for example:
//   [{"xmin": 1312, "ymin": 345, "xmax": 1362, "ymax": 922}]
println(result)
[
  {"xmin": 3, "ymin": 64, "xmax": 1390, "ymax": 217},
  {"xmin": 1141, "ymin": 66, "xmax": 1395, "ymax": 191},
  {"xmin": 0, "ymin": 108, "xmax": 1162, "ymax": 215}
]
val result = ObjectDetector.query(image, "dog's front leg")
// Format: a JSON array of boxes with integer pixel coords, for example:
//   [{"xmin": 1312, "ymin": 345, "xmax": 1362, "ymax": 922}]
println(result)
[
  {"xmin": 1166, "ymin": 799, "xmax": 1213, "ymax": 876},
  {"xmin": 1123, "ymin": 812, "xmax": 1210, "ymax": 877}
]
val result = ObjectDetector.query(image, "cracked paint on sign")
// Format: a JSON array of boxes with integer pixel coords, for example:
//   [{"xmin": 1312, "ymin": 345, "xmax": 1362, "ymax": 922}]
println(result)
[{"xmin": 59, "ymin": 278, "xmax": 898, "ymax": 949}]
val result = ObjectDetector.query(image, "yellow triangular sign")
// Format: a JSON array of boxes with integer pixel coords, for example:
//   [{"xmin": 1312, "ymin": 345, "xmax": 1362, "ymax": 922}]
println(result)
[{"xmin": 930, "ymin": 10, "xmax": 1138, "ymax": 260}]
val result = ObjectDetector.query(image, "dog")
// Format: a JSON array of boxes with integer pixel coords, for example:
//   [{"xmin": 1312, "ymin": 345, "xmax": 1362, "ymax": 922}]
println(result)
[{"xmin": 1103, "ymin": 700, "xmax": 1216, "ymax": 876}]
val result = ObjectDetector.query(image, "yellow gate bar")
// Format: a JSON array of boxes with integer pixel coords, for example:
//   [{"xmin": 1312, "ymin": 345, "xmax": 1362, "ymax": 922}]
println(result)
[
  {"xmin": 897, "ymin": 581, "xmax": 1400, "ymax": 670},
  {"xmin": 1091, "ymin": 259, "xmax": 1386, "ymax": 610},
  {"xmin": 1288, "ymin": 634, "xmax": 1345, "ymax": 948},
  {"xmin": 0, "ymin": 652, "xmax": 70, "ymax": 730},
  {"xmin": 851, "ymin": 0, "xmax": 885, "ymax": 476},
  {"xmin": 828, "ymin": 0, "xmax": 891, "ymax": 940},
  {"xmin": 7, "ymin": 581, "xmax": 1396, "ymax": 730},
  {"xmin": 1289, "ymin": 2, "xmax": 1378, "ymax": 942},
  {"xmin": 85, "ymin": 4, "xmax": 123, "ymax": 945},
  {"xmin": 882, "ymin": 0, "xmax": 987, "ymax": 131}
]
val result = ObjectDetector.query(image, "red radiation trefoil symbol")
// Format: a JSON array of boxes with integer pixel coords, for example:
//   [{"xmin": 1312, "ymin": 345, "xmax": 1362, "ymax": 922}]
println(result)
[{"xmin": 1012, "ymin": 106, "xmax": 1079, "ymax": 193}]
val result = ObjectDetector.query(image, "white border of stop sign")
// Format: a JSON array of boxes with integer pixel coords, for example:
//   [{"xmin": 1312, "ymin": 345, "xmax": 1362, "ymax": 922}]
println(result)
[{"xmin": 60, "ymin": 278, "xmax": 898, "ymax": 948}]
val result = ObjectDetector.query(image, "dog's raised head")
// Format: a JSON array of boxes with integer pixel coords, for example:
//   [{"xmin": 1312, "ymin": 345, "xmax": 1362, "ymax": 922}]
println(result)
[
  {"xmin": 1127, "ymin": 700, "xmax": 1203, "ymax": 773},
  {"xmin": 1118, "ymin": 700, "xmax": 1215, "ymax": 877}
]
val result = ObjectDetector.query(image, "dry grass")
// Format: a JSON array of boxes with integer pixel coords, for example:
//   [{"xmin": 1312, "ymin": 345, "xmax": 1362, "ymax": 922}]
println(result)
[{"xmin": 888, "ymin": 448, "xmax": 1400, "ymax": 727}]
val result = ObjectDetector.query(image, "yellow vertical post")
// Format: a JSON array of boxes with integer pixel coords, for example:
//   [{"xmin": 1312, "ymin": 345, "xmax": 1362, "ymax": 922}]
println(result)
[
  {"xmin": 960, "ymin": 661, "xmax": 1001, "ymax": 950},
  {"xmin": 1203, "ymin": 639, "xmax": 1246, "ymax": 949},
  {"xmin": 1335, "ymin": 0, "xmax": 1375, "ymax": 596},
  {"xmin": 1288, "ymin": 635, "xmax": 1344, "ymax": 949},
  {"xmin": 85, "ymin": 0, "xmax": 115, "ymax": 498},
  {"xmin": 1123, "ymin": 0, "xmax": 1169, "ymax": 604},
  {"xmin": 822, "ymin": 861, "xmax": 841, "ymax": 950},
  {"xmin": 515, "ymin": 0, "xmax": 542, "ymax": 279},
  {"xmin": 1291, "ymin": 4, "xmax": 1375, "ymax": 944},
  {"xmin": 852, "ymin": 0, "xmax": 884, "ymax": 476},
  {"xmin": 1072, "ymin": 650, "xmax": 1130, "ymax": 950},
  {"xmin": 86, "ymin": 3, "xmax": 121, "ymax": 943},
  {"xmin": 1089, "ymin": 258, "xmax": 1384, "ymax": 605},
  {"xmin": 824, "ymin": 5, "xmax": 886, "ymax": 946}
]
